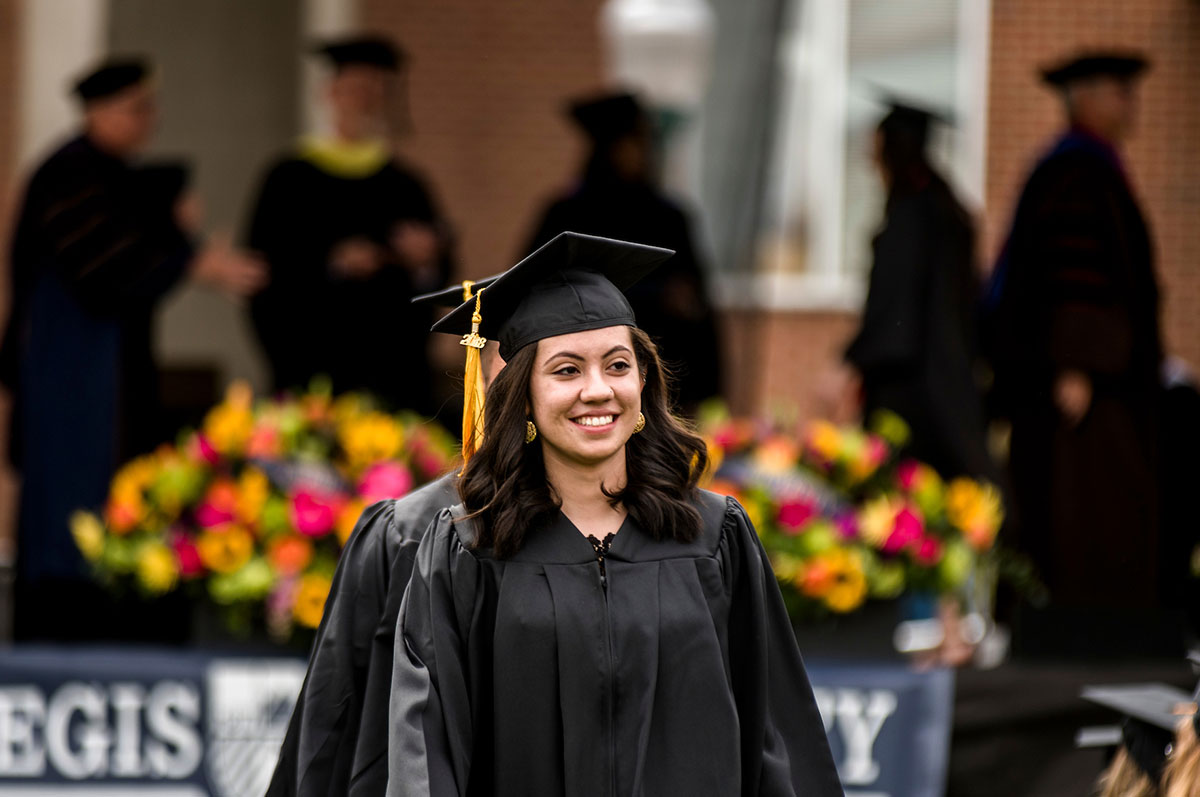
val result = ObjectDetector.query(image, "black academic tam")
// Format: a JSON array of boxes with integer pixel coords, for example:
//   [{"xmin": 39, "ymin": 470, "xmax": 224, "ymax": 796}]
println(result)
[{"xmin": 387, "ymin": 491, "xmax": 843, "ymax": 796}]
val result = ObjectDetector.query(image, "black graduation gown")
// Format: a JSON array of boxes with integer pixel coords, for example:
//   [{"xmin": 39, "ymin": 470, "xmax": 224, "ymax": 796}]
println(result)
[
  {"xmin": 844, "ymin": 177, "xmax": 995, "ymax": 481},
  {"xmin": 526, "ymin": 177, "xmax": 722, "ymax": 411},
  {"xmin": 388, "ymin": 491, "xmax": 842, "ymax": 796},
  {"xmin": 0, "ymin": 134, "xmax": 191, "ymax": 594},
  {"xmin": 268, "ymin": 473, "xmax": 459, "ymax": 797},
  {"xmin": 246, "ymin": 154, "xmax": 450, "ymax": 413},
  {"xmin": 984, "ymin": 130, "xmax": 1163, "ymax": 617}
]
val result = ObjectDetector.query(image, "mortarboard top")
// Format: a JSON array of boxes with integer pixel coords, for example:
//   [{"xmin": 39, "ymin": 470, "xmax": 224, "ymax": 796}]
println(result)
[
  {"xmin": 567, "ymin": 92, "xmax": 647, "ymax": 145},
  {"xmin": 431, "ymin": 231, "xmax": 673, "ymax": 360},
  {"xmin": 1082, "ymin": 683, "xmax": 1198, "ymax": 782},
  {"xmin": 411, "ymin": 276, "xmax": 500, "ymax": 308},
  {"xmin": 73, "ymin": 59, "xmax": 152, "ymax": 102},
  {"xmin": 1041, "ymin": 51, "xmax": 1149, "ymax": 87},
  {"xmin": 315, "ymin": 35, "xmax": 405, "ymax": 71}
]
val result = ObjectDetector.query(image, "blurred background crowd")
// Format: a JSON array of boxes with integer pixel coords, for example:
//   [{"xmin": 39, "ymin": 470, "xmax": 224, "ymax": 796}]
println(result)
[{"xmin": 0, "ymin": 0, "xmax": 1197, "ymax": 794}]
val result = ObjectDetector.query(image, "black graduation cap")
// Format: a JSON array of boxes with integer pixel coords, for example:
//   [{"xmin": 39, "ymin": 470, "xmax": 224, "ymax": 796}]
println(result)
[
  {"xmin": 874, "ymin": 90, "xmax": 954, "ymax": 145},
  {"xmin": 315, "ymin": 35, "xmax": 405, "ymax": 71},
  {"xmin": 567, "ymin": 92, "xmax": 647, "ymax": 145},
  {"xmin": 411, "ymin": 276, "xmax": 500, "ymax": 308},
  {"xmin": 73, "ymin": 58, "xmax": 151, "ymax": 102},
  {"xmin": 1082, "ymin": 683, "xmax": 1198, "ymax": 782},
  {"xmin": 432, "ymin": 231, "xmax": 673, "ymax": 360},
  {"xmin": 1041, "ymin": 51, "xmax": 1149, "ymax": 87}
]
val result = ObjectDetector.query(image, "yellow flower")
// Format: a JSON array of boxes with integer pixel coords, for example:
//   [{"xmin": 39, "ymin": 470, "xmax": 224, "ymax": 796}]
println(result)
[
  {"xmin": 336, "ymin": 498, "xmax": 367, "ymax": 547},
  {"xmin": 136, "ymin": 542, "xmax": 179, "ymax": 594},
  {"xmin": 71, "ymin": 511, "xmax": 106, "ymax": 561},
  {"xmin": 339, "ymin": 412, "xmax": 404, "ymax": 469},
  {"xmin": 197, "ymin": 525, "xmax": 255, "ymax": 574},
  {"xmin": 293, "ymin": 573, "xmax": 333, "ymax": 629},
  {"xmin": 770, "ymin": 552, "xmax": 803, "ymax": 583},
  {"xmin": 202, "ymin": 381, "xmax": 255, "ymax": 456},
  {"xmin": 857, "ymin": 495, "xmax": 900, "ymax": 548},
  {"xmin": 236, "ymin": 467, "xmax": 271, "ymax": 526},
  {"xmin": 112, "ymin": 455, "xmax": 158, "ymax": 498},
  {"xmin": 805, "ymin": 420, "xmax": 842, "ymax": 463},
  {"xmin": 822, "ymin": 549, "xmax": 868, "ymax": 613},
  {"xmin": 945, "ymin": 479, "xmax": 1004, "ymax": 551}
]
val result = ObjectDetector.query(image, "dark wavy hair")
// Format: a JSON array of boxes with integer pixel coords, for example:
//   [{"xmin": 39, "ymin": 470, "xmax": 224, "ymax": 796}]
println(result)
[{"xmin": 458, "ymin": 326, "xmax": 708, "ymax": 558}]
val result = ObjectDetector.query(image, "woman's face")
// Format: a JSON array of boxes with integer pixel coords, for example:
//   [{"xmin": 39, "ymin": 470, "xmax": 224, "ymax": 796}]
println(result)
[{"xmin": 529, "ymin": 325, "xmax": 643, "ymax": 470}]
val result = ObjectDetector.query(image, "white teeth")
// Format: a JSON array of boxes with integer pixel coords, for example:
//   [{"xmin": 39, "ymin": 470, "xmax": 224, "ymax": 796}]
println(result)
[{"xmin": 574, "ymin": 415, "xmax": 613, "ymax": 427}]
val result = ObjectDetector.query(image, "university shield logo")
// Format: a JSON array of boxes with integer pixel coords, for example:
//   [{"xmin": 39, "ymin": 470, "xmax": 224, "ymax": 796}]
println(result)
[{"xmin": 205, "ymin": 659, "xmax": 307, "ymax": 797}]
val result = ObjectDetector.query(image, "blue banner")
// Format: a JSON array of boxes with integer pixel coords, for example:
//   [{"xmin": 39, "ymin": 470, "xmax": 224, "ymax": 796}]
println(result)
[{"xmin": 0, "ymin": 648, "xmax": 954, "ymax": 796}]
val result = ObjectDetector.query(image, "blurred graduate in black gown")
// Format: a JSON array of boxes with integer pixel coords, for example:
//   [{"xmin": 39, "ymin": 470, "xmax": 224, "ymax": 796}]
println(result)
[
  {"xmin": 247, "ymin": 35, "xmax": 453, "ymax": 413},
  {"xmin": 0, "ymin": 59, "xmax": 266, "ymax": 639},
  {"xmin": 845, "ymin": 101, "xmax": 995, "ymax": 481},
  {"xmin": 525, "ymin": 92, "xmax": 721, "ymax": 413},
  {"xmin": 984, "ymin": 53, "xmax": 1168, "ymax": 652}
]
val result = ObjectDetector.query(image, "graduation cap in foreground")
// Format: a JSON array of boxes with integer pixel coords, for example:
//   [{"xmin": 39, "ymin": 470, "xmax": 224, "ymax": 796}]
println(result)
[
  {"xmin": 1081, "ymin": 683, "xmax": 1199, "ymax": 782},
  {"xmin": 431, "ymin": 232, "xmax": 674, "ymax": 464},
  {"xmin": 568, "ymin": 92, "xmax": 648, "ymax": 145},
  {"xmin": 74, "ymin": 58, "xmax": 152, "ymax": 102},
  {"xmin": 315, "ymin": 35, "xmax": 405, "ymax": 71},
  {"xmin": 1041, "ymin": 51, "xmax": 1150, "ymax": 87}
]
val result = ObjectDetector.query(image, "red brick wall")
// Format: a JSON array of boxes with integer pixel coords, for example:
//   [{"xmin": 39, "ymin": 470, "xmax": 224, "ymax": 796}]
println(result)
[
  {"xmin": 0, "ymin": 0, "xmax": 21, "ymax": 559},
  {"xmin": 986, "ymin": 0, "xmax": 1200, "ymax": 371},
  {"xmin": 363, "ymin": 1, "xmax": 607, "ymax": 278}
]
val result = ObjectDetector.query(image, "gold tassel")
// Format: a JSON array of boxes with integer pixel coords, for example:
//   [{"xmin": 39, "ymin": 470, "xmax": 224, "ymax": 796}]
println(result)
[{"xmin": 459, "ymin": 284, "xmax": 487, "ymax": 468}]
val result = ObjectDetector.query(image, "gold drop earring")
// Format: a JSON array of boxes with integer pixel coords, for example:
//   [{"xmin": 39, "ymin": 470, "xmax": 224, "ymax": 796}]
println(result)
[
  {"xmin": 525, "ymin": 419, "xmax": 538, "ymax": 444},
  {"xmin": 633, "ymin": 412, "xmax": 646, "ymax": 434}
]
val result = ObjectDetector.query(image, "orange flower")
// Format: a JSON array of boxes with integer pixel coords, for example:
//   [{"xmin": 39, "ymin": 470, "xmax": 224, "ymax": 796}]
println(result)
[
  {"xmin": 236, "ymin": 468, "xmax": 271, "ymax": 527},
  {"xmin": 336, "ymin": 499, "xmax": 367, "ymax": 547},
  {"xmin": 293, "ymin": 573, "xmax": 333, "ymax": 629},
  {"xmin": 196, "ymin": 525, "xmax": 254, "ymax": 574},
  {"xmin": 105, "ymin": 497, "xmax": 144, "ymax": 535},
  {"xmin": 267, "ymin": 535, "xmax": 313, "ymax": 577},
  {"xmin": 202, "ymin": 381, "xmax": 255, "ymax": 456}
]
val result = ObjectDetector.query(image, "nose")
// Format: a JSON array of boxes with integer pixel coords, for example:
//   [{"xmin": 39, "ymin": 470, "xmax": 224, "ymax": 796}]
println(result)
[{"xmin": 579, "ymin": 365, "xmax": 615, "ymax": 403}]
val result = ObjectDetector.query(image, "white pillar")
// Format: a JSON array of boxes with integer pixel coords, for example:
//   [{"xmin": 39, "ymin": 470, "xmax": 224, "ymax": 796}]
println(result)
[
  {"xmin": 301, "ymin": 0, "xmax": 361, "ymax": 135},
  {"xmin": 18, "ymin": 0, "xmax": 109, "ymax": 167}
]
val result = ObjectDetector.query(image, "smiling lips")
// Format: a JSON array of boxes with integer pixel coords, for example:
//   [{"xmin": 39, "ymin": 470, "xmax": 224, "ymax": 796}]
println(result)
[{"xmin": 573, "ymin": 414, "xmax": 616, "ymax": 428}]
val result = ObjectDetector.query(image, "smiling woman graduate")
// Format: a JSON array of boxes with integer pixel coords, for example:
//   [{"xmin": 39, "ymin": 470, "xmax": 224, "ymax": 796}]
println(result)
[{"xmin": 387, "ymin": 232, "xmax": 841, "ymax": 796}]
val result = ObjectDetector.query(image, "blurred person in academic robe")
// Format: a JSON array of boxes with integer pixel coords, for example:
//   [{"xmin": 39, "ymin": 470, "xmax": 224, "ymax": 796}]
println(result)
[
  {"xmin": 246, "ymin": 36, "xmax": 453, "ymax": 414},
  {"xmin": 524, "ymin": 92, "xmax": 721, "ymax": 414},
  {"xmin": 983, "ymin": 53, "xmax": 1169, "ymax": 655},
  {"xmin": 844, "ymin": 101, "xmax": 997, "ymax": 483},
  {"xmin": 0, "ymin": 59, "xmax": 267, "ymax": 640}
]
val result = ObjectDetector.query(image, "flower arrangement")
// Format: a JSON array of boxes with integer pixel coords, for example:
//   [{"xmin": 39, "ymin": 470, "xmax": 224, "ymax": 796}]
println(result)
[
  {"xmin": 700, "ymin": 406, "xmax": 1003, "ymax": 620},
  {"xmin": 71, "ymin": 381, "xmax": 458, "ymax": 640}
]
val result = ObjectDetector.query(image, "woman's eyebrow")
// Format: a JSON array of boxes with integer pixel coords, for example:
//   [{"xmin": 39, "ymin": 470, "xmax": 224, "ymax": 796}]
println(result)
[{"xmin": 545, "ymin": 345, "xmax": 632, "ymax": 363}]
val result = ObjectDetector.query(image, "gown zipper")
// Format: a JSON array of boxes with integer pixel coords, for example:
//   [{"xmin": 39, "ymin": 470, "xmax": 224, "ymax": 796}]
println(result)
[{"xmin": 587, "ymin": 533, "xmax": 617, "ymax": 796}]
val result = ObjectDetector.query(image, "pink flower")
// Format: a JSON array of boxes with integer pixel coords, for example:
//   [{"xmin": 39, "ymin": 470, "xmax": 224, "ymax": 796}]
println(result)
[
  {"xmin": 913, "ymin": 536, "xmax": 944, "ymax": 566},
  {"xmin": 882, "ymin": 505, "xmax": 924, "ymax": 554},
  {"xmin": 171, "ymin": 531, "xmax": 204, "ymax": 578},
  {"xmin": 358, "ymin": 461, "xmax": 414, "ymax": 504},
  {"xmin": 896, "ymin": 460, "xmax": 922, "ymax": 491},
  {"xmin": 776, "ymin": 498, "xmax": 817, "ymax": 533},
  {"xmin": 289, "ymin": 487, "xmax": 346, "ymax": 537},
  {"xmin": 865, "ymin": 435, "xmax": 889, "ymax": 467},
  {"xmin": 187, "ymin": 433, "xmax": 220, "ymax": 466}
]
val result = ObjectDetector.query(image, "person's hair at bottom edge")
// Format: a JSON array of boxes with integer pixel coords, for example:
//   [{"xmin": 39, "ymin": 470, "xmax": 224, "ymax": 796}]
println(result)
[{"xmin": 458, "ymin": 326, "xmax": 708, "ymax": 558}]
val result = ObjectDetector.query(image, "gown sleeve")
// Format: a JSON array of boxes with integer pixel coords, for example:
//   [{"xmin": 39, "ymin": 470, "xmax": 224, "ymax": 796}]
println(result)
[
  {"xmin": 723, "ymin": 496, "xmax": 844, "ymax": 796},
  {"xmin": 35, "ymin": 155, "xmax": 192, "ymax": 313},
  {"xmin": 388, "ymin": 509, "xmax": 479, "ymax": 797},
  {"xmin": 267, "ymin": 500, "xmax": 396, "ymax": 797}
]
